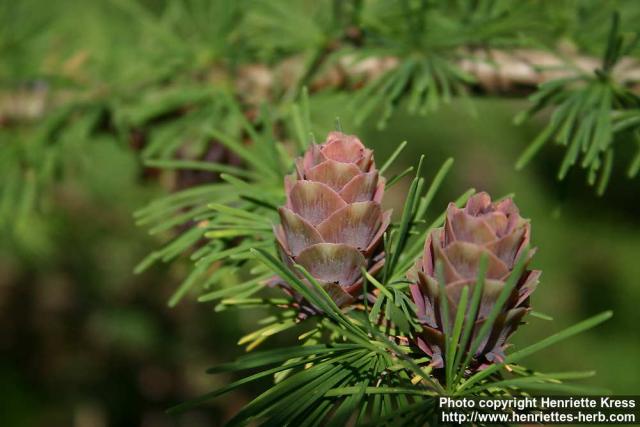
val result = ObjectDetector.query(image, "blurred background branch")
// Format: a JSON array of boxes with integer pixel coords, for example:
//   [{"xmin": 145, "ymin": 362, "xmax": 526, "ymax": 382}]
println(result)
[{"xmin": 5, "ymin": 47, "xmax": 640, "ymax": 126}]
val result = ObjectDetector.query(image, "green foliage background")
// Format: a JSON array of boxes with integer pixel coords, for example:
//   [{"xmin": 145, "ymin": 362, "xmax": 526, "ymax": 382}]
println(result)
[{"xmin": 1, "ymin": 0, "xmax": 639, "ymax": 426}]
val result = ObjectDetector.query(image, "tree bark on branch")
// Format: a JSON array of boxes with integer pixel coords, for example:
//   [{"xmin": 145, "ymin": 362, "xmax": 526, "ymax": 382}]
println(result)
[{"xmin": 2, "ymin": 48, "xmax": 640, "ymax": 126}]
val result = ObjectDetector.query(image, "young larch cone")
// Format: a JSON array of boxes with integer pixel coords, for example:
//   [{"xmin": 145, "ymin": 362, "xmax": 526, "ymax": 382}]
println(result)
[
  {"xmin": 409, "ymin": 192, "xmax": 541, "ymax": 370},
  {"xmin": 274, "ymin": 132, "xmax": 391, "ymax": 307}
]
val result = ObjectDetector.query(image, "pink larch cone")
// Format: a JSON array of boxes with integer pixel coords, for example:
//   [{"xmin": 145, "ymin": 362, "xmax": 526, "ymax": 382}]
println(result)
[
  {"xmin": 409, "ymin": 192, "xmax": 541, "ymax": 371},
  {"xmin": 274, "ymin": 132, "xmax": 392, "ymax": 307}
]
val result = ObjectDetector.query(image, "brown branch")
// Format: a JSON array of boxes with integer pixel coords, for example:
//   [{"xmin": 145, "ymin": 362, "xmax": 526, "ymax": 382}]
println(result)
[
  {"xmin": 3, "ymin": 48, "xmax": 640, "ymax": 126},
  {"xmin": 230, "ymin": 48, "xmax": 640, "ymax": 109}
]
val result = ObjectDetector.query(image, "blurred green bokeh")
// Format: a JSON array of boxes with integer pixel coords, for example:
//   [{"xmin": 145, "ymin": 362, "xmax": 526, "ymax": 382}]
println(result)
[{"xmin": 2, "ymin": 1, "xmax": 639, "ymax": 426}]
